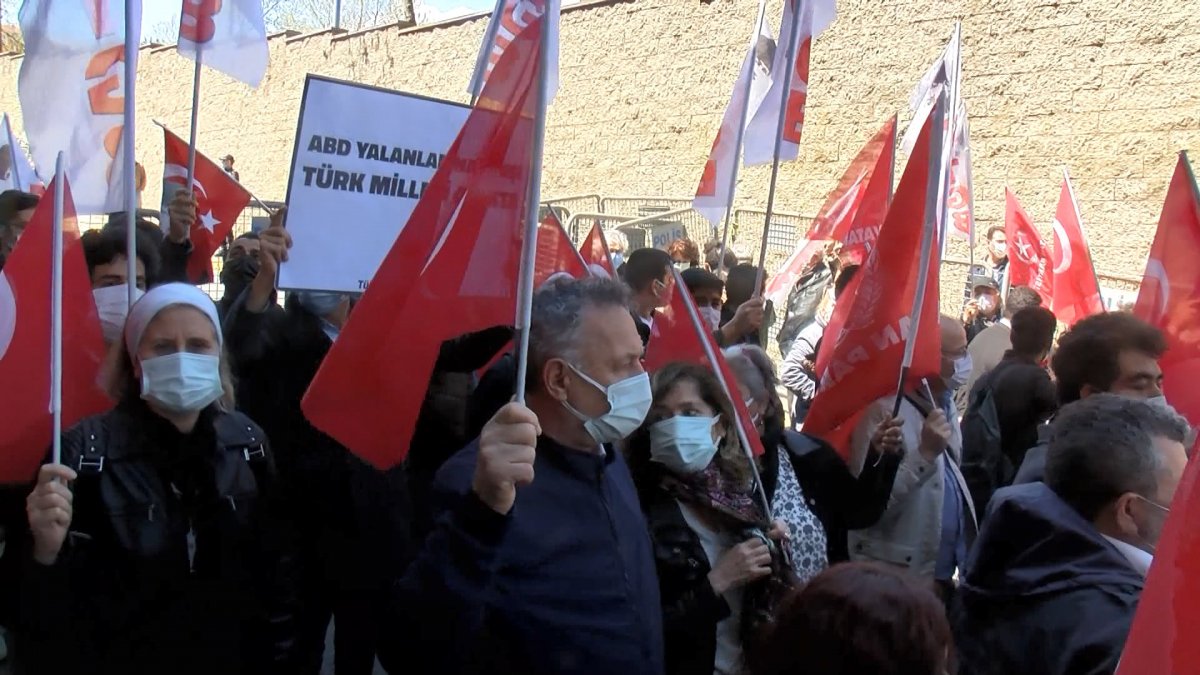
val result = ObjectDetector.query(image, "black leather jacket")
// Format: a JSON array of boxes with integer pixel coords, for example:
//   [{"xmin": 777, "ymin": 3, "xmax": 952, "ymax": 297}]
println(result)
[{"xmin": 19, "ymin": 402, "xmax": 298, "ymax": 675}]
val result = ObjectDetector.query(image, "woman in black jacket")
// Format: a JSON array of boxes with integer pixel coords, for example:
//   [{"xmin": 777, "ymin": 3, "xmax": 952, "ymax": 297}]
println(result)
[
  {"xmin": 21, "ymin": 283, "xmax": 297, "ymax": 674},
  {"xmin": 626, "ymin": 362, "xmax": 790, "ymax": 675},
  {"xmin": 723, "ymin": 345, "xmax": 903, "ymax": 580}
]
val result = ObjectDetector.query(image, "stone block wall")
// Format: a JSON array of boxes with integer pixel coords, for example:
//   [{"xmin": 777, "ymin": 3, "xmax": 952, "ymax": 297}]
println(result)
[{"xmin": 0, "ymin": 0, "xmax": 1196, "ymax": 308}]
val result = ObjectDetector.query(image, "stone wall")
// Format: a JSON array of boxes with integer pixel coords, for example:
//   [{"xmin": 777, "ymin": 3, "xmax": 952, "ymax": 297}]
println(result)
[{"xmin": 0, "ymin": 0, "xmax": 1197, "ymax": 306}]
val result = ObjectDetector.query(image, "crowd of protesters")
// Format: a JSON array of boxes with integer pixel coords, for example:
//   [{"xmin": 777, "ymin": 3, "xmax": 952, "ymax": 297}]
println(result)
[{"xmin": 0, "ymin": 189, "xmax": 1189, "ymax": 675}]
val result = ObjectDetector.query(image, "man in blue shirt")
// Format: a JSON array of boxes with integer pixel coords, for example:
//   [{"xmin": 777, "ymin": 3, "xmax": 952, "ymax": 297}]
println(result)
[{"xmin": 391, "ymin": 277, "xmax": 665, "ymax": 675}]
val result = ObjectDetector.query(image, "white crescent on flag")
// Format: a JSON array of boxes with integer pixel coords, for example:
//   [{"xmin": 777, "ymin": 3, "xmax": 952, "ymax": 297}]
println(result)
[
  {"xmin": 163, "ymin": 163, "xmax": 219, "ymax": 232},
  {"xmin": 1052, "ymin": 217, "xmax": 1074, "ymax": 275},
  {"xmin": 1143, "ymin": 258, "xmax": 1170, "ymax": 320},
  {"xmin": 0, "ymin": 271, "xmax": 14, "ymax": 361}
]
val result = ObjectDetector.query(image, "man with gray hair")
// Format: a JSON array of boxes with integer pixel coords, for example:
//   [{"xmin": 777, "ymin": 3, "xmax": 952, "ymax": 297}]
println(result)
[
  {"xmin": 392, "ymin": 276, "xmax": 664, "ymax": 675},
  {"xmin": 955, "ymin": 393, "xmax": 1189, "ymax": 675}
]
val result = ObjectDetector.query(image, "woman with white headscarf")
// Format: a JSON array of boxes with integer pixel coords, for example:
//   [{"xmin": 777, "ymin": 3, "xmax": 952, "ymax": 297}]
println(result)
[{"xmin": 21, "ymin": 283, "xmax": 297, "ymax": 674}]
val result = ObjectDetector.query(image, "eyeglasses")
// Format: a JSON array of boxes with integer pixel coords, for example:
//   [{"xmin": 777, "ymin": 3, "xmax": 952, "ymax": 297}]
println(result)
[{"xmin": 1136, "ymin": 494, "xmax": 1171, "ymax": 515}]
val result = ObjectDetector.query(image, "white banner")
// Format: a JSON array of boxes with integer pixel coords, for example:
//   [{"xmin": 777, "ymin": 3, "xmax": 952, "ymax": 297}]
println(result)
[
  {"xmin": 177, "ymin": 0, "xmax": 269, "ymax": 87},
  {"xmin": 18, "ymin": 0, "xmax": 141, "ymax": 214},
  {"xmin": 280, "ymin": 76, "xmax": 470, "ymax": 293}
]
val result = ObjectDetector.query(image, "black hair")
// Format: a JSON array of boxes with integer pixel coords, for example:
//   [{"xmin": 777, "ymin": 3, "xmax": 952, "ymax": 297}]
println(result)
[
  {"xmin": 834, "ymin": 264, "xmax": 860, "ymax": 299},
  {"xmin": 725, "ymin": 263, "xmax": 760, "ymax": 307},
  {"xmin": 1051, "ymin": 312, "xmax": 1167, "ymax": 404},
  {"xmin": 623, "ymin": 248, "xmax": 672, "ymax": 293},
  {"xmin": 0, "ymin": 190, "xmax": 38, "ymax": 227},
  {"xmin": 1009, "ymin": 306, "xmax": 1057, "ymax": 358},
  {"xmin": 681, "ymin": 267, "xmax": 724, "ymax": 294},
  {"xmin": 81, "ymin": 226, "xmax": 162, "ymax": 284}
]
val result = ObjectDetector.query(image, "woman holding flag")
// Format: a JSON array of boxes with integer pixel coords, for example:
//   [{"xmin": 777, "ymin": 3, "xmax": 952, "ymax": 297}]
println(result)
[
  {"xmin": 20, "ymin": 284, "xmax": 297, "ymax": 674},
  {"xmin": 625, "ymin": 362, "xmax": 791, "ymax": 675}
]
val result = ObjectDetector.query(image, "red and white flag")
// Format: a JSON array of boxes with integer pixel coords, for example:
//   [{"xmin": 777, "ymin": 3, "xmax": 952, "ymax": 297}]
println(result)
[
  {"xmin": 765, "ymin": 116, "xmax": 894, "ymax": 302},
  {"xmin": 0, "ymin": 175, "xmax": 110, "ymax": 481},
  {"xmin": 177, "ymin": 0, "xmax": 269, "ymax": 87},
  {"xmin": 468, "ymin": 0, "xmax": 560, "ymax": 102},
  {"xmin": 534, "ymin": 211, "xmax": 587, "ymax": 286},
  {"xmin": 902, "ymin": 27, "xmax": 974, "ymax": 242},
  {"xmin": 160, "ymin": 125, "xmax": 252, "ymax": 284},
  {"xmin": 1004, "ymin": 188, "xmax": 1053, "ymax": 306},
  {"xmin": 304, "ymin": 11, "xmax": 548, "ymax": 469},
  {"xmin": 1050, "ymin": 173, "xmax": 1104, "ymax": 326},
  {"xmin": 18, "ymin": 0, "xmax": 142, "ymax": 214},
  {"xmin": 644, "ymin": 270, "xmax": 765, "ymax": 459},
  {"xmin": 579, "ymin": 221, "xmax": 615, "ymax": 276},
  {"xmin": 1132, "ymin": 153, "xmax": 1200, "ymax": 429},
  {"xmin": 806, "ymin": 107, "xmax": 941, "ymax": 458},
  {"xmin": 0, "ymin": 114, "xmax": 42, "ymax": 194},
  {"xmin": 693, "ymin": 9, "xmax": 775, "ymax": 225},
  {"xmin": 742, "ymin": 0, "xmax": 836, "ymax": 166}
]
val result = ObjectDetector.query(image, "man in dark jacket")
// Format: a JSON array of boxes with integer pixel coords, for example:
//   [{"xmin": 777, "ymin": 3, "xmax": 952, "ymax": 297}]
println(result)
[
  {"xmin": 955, "ymin": 394, "xmax": 1189, "ymax": 675},
  {"xmin": 1014, "ymin": 312, "xmax": 1167, "ymax": 484},
  {"xmin": 961, "ymin": 306, "xmax": 1057, "ymax": 513},
  {"xmin": 391, "ymin": 277, "xmax": 664, "ymax": 675},
  {"xmin": 225, "ymin": 213, "xmax": 411, "ymax": 675}
]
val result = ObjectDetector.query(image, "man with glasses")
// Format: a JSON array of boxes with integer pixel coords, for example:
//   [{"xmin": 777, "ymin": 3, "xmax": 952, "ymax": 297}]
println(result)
[{"xmin": 955, "ymin": 393, "xmax": 1189, "ymax": 675}]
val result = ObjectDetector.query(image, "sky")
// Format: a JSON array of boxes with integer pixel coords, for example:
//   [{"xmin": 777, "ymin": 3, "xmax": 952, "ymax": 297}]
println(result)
[{"xmin": 142, "ymin": 0, "xmax": 495, "ymax": 37}]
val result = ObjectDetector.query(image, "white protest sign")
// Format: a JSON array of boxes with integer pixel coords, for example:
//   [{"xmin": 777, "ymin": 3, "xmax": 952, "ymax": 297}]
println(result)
[{"xmin": 279, "ymin": 75, "xmax": 471, "ymax": 292}]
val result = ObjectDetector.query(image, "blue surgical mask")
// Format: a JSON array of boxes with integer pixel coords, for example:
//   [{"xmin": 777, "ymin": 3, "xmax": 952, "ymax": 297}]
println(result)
[
  {"xmin": 946, "ymin": 354, "xmax": 972, "ymax": 391},
  {"xmin": 562, "ymin": 365, "xmax": 652, "ymax": 445},
  {"xmin": 611, "ymin": 253, "xmax": 624, "ymax": 269},
  {"xmin": 649, "ymin": 415, "xmax": 720, "ymax": 474},
  {"xmin": 296, "ymin": 290, "xmax": 345, "ymax": 318},
  {"xmin": 140, "ymin": 352, "xmax": 224, "ymax": 413}
]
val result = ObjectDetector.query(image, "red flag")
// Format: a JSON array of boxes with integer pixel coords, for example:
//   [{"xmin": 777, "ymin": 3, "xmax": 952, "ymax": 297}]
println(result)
[
  {"xmin": 534, "ymin": 212, "xmax": 586, "ymax": 286},
  {"xmin": 1050, "ymin": 174, "xmax": 1104, "ymax": 326},
  {"xmin": 644, "ymin": 272, "xmax": 765, "ymax": 457},
  {"xmin": 806, "ymin": 110, "xmax": 941, "ymax": 458},
  {"xmin": 579, "ymin": 222, "xmax": 615, "ymax": 276},
  {"xmin": 301, "ymin": 15, "xmax": 545, "ymax": 469},
  {"xmin": 1133, "ymin": 153, "xmax": 1200, "ymax": 429},
  {"xmin": 765, "ymin": 116, "xmax": 894, "ymax": 301},
  {"xmin": 160, "ymin": 126, "xmax": 252, "ymax": 284},
  {"xmin": 1004, "ymin": 188, "xmax": 1054, "ymax": 306},
  {"xmin": 0, "ymin": 176, "xmax": 110, "ymax": 481}
]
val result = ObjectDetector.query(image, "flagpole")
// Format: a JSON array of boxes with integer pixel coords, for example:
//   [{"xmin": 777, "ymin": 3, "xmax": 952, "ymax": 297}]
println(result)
[
  {"xmin": 716, "ymin": 0, "xmax": 768, "ymax": 277},
  {"xmin": 753, "ymin": 0, "xmax": 805, "ymax": 297},
  {"xmin": 5, "ymin": 115, "xmax": 22, "ymax": 191},
  {"xmin": 186, "ymin": 57, "xmax": 202, "ymax": 189},
  {"xmin": 1063, "ymin": 166, "xmax": 1106, "ymax": 312},
  {"xmin": 513, "ymin": 13, "xmax": 553, "ymax": 405},
  {"xmin": 469, "ymin": 0, "xmax": 508, "ymax": 107},
  {"xmin": 939, "ymin": 22, "xmax": 961, "ymax": 262},
  {"xmin": 891, "ymin": 89, "xmax": 946, "ymax": 418},
  {"xmin": 671, "ymin": 267, "xmax": 772, "ymax": 519},
  {"xmin": 50, "ymin": 152, "xmax": 64, "ymax": 466},
  {"xmin": 123, "ymin": 0, "xmax": 138, "ymax": 308}
]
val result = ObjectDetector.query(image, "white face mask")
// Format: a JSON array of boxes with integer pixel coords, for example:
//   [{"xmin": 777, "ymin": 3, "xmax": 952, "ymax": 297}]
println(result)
[
  {"xmin": 649, "ymin": 415, "xmax": 720, "ymax": 474},
  {"xmin": 562, "ymin": 364, "xmax": 652, "ymax": 445},
  {"xmin": 698, "ymin": 306, "xmax": 721, "ymax": 331},
  {"xmin": 992, "ymin": 242, "xmax": 1007, "ymax": 256},
  {"xmin": 946, "ymin": 354, "xmax": 973, "ymax": 391},
  {"xmin": 976, "ymin": 294, "xmax": 996, "ymax": 313},
  {"xmin": 140, "ymin": 352, "xmax": 224, "ymax": 413},
  {"xmin": 93, "ymin": 285, "xmax": 143, "ymax": 344}
]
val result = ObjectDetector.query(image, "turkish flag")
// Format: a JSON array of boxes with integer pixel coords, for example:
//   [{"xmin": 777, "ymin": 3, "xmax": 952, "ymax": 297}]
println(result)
[
  {"xmin": 805, "ymin": 108, "xmax": 941, "ymax": 458},
  {"xmin": 1132, "ymin": 153, "xmax": 1200, "ymax": 429},
  {"xmin": 301, "ymin": 14, "xmax": 546, "ymax": 469},
  {"xmin": 1004, "ymin": 188, "xmax": 1054, "ymax": 307},
  {"xmin": 1118, "ymin": 155, "xmax": 1200, "ymax": 675},
  {"xmin": 644, "ymin": 269, "xmax": 765, "ymax": 457},
  {"xmin": 0, "ymin": 176, "xmax": 110, "ymax": 481},
  {"xmin": 579, "ymin": 222, "xmax": 615, "ymax": 276},
  {"xmin": 1050, "ymin": 175, "xmax": 1104, "ymax": 326},
  {"xmin": 160, "ymin": 126, "xmax": 252, "ymax": 284},
  {"xmin": 765, "ymin": 116, "xmax": 895, "ymax": 302},
  {"xmin": 534, "ymin": 211, "xmax": 586, "ymax": 286}
]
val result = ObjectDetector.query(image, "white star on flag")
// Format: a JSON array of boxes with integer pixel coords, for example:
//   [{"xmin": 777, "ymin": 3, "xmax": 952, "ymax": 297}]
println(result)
[{"xmin": 199, "ymin": 210, "xmax": 219, "ymax": 233}]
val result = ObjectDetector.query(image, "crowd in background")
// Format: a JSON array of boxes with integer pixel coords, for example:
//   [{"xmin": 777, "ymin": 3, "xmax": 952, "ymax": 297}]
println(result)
[{"xmin": 0, "ymin": 185, "xmax": 1189, "ymax": 675}]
